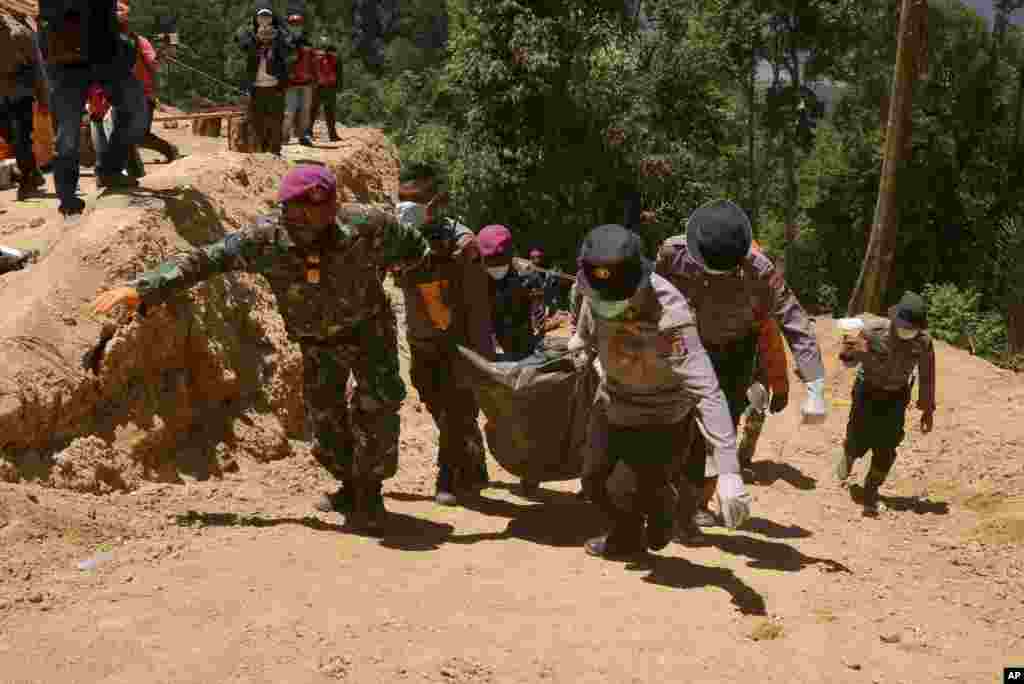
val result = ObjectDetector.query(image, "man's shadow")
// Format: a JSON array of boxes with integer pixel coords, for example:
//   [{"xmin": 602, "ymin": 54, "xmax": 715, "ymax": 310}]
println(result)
[
  {"xmin": 748, "ymin": 460, "xmax": 817, "ymax": 490},
  {"xmin": 174, "ymin": 509, "xmax": 453, "ymax": 552},
  {"xmin": 625, "ymin": 555, "xmax": 768, "ymax": 616},
  {"xmin": 388, "ymin": 486, "xmax": 606, "ymax": 548},
  {"xmin": 698, "ymin": 530, "xmax": 851, "ymax": 574},
  {"xmin": 847, "ymin": 484, "xmax": 950, "ymax": 515}
]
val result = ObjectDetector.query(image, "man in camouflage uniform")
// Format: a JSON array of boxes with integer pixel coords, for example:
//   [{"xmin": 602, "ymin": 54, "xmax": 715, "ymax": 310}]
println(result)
[
  {"xmin": 93, "ymin": 166, "xmax": 431, "ymax": 529},
  {"xmin": 571, "ymin": 224, "xmax": 751, "ymax": 558},
  {"xmin": 655, "ymin": 200, "xmax": 826, "ymax": 536},
  {"xmin": 394, "ymin": 202, "xmax": 496, "ymax": 506},
  {"xmin": 836, "ymin": 292, "xmax": 936, "ymax": 517}
]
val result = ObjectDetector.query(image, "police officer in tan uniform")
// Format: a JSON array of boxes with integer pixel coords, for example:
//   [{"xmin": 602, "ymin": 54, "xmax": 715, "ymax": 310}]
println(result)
[
  {"xmin": 836, "ymin": 292, "xmax": 936, "ymax": 516},
  {"xmin": 573, "ymin": 224, "xmax": 750, "ymax": 558},
  {"xmin": 656, "ymin": 200, "xmax": 826, "ymax": 535}
]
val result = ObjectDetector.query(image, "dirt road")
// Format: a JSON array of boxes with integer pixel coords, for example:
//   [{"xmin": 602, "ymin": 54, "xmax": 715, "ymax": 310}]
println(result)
[{"xmin": 1, "ymin": 122, "xmax": 1022, "ymax": 684}]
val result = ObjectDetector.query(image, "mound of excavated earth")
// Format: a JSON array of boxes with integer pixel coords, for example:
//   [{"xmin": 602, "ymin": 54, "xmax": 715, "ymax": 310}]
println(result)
[{"xmin": 0, "ymin": 129, "xmax": 401, "ymax": 494}]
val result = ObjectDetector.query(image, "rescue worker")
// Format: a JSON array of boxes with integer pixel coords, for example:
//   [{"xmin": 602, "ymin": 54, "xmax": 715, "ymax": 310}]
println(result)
[
  {"xmin": 737, "ymin": 308, "xmax": 790, "ymax": 473},
  {"xmin": 656, "ymin": 201, "xmax": 826, "ymax": 533},
  {"xmin": 395, "ymin": 201, "xmax": 496, "ymax": 506},
  {"xmin": 836, "ymin": 292, "xmax": 936, "ymax": 517},
  {"xmin": 571, "ymin": 224, "xmax": 751, "ymax": 558},
  {"xmin": 477, "ymin": 224, "xmax": 541, "ymax": 360},
  {"xmin": 92, "ymin": 166, "xmax": 431, "ymax": 529},
  {"xmin": 477, "ymin": 224, "xmax": 544, "ymax": 495},
  {"xmin": 306, "ymin": 36, "xmax": 340, "ymax": 142},
  {"xmin": 691, "ymin": 301, "xmax": 790, "ymax": 527},
  {"xmin": 237, "ymin": 3, "xmax": 292, "ymax": 155}
]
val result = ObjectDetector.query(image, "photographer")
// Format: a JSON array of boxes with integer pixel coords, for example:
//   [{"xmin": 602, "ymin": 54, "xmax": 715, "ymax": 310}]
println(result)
[{"xmin": 237, "ymin": 2, "xmax": 292, "ymax": 155}]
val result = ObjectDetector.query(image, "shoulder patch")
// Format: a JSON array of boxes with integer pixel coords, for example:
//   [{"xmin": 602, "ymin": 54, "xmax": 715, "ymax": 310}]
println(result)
[{"xmin": 658, "ymin": 328, "xmax": 688, "ymax": 357}]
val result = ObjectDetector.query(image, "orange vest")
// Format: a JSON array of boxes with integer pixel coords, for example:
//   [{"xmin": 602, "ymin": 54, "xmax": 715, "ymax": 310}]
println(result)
[{"xmin": 750, "ymin": 240, "xmax": 790, "ymax": 396}]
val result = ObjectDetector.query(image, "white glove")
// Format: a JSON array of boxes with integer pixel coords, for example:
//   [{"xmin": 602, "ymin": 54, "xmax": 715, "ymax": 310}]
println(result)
[
  {"xmin": 567, "ymin": 332, "xmax": 585, "ymax": 353},
  {"xmin": 716, "ymin": 472, "xmax": 751, "ymax": 530},
  {"xmin": 801, "ymin": 377, "xmax": 827, "ymax": 424}
]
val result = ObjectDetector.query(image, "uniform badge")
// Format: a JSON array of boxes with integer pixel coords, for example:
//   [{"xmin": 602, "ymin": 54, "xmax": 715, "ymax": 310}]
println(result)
[
  {"xmin": 306, "ymin": 254, "xmax": 321, "ymax": 283},
  {"xmin": 593, "ymin": 267, "xmax": 611, "ymax": 280}
]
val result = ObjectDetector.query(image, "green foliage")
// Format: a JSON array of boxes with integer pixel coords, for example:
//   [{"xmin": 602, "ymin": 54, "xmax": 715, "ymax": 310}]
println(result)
[
  {"xmin": 923, "ymin": 283, "xmax": 982, "ymax": 346},
  {"xmin": 444, "ymin": 0, "xmax": 737, "ymax": 267},
  {"xmin": 923, "ymin": 283, "xmax": 1012, "ymax": 364}
]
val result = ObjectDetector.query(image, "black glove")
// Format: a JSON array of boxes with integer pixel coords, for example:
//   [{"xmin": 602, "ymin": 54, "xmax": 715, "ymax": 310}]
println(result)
[{"xmin": 769, "ymin": 392, "xmax": 789, "ymax": 414}]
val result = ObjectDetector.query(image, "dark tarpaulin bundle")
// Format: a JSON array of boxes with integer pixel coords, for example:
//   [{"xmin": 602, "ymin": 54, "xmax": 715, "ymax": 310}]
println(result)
[{"xmin": 457, "ymin": 338, "xmax": 599, "ymax": 482}]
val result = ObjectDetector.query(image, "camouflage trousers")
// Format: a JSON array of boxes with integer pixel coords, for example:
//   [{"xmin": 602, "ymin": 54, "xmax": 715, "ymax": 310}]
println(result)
[
  {"xmin": 301, "ymin": 311, "xmax": 405, "ymax": 483},
  {"xmin": 408, "ymin": 337, "xmax": 487, "ymax": 475}
]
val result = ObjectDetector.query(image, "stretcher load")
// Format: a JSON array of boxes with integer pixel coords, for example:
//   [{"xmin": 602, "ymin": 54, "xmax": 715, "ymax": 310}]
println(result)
[{"xmin": 457, "ymin": 338, "xmax": 599, "ymax": 483}]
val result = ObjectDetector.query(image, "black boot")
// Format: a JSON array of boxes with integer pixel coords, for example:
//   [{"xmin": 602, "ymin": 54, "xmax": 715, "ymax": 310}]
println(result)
[
  {"xmin": 862, "ymin": 482, "xmax": 880, "ymax": 517},
  {"xmin": 520, "ymin": 479, "xmax": 540, "ymax": 495},
  {"xmin": 363, "ymin": 480, "xmax": 387, "ymax": 529},
  {"xmin": 585, "ymin": 513, "xmax": 646, "ymax": 559},
  {"xmin": 645, "ymin": 484, "xmax": 678, "ymax": 552},
  {"xmin": 462, "ymin": 461, "xmax": 489, "ymax": 493},
  {"xmin": 16, "ymin": 181, "xmax": 38, "ymax": 201},
  {"xmin": 435, "ymin": 463, "xmax": 457, "ymax": 506}
]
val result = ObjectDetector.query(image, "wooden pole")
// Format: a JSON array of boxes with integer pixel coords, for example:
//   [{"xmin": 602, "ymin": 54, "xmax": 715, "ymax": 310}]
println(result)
[{"xmin": 847, "ymin": 0, "xmax": 928, "ymax": 316}]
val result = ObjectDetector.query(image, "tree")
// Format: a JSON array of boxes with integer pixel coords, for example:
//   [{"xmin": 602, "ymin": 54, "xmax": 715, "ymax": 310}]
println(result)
[
  {"xmin": 445, "ymin": 0, "xmax": 732, "ymax": 265},
  {"xmin": 847, "ymin": 0, "xmax": 928, "ymax": 316}
]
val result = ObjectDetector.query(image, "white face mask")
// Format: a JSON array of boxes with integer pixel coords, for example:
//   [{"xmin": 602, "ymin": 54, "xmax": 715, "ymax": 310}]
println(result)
[
  {"xmin": 895, "ymin": 327, "xmax": 919, "ymax": 341},
  {"xmin": 487, "ymin": 265, "xmax": 510, "ymax": 280}
]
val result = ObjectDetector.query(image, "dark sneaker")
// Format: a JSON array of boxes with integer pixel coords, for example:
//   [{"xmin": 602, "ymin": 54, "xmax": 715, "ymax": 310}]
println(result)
[
  {"xmin": 60, "ymin": 197, "xmax": 86, "ymax": 217},
  {"xmin": 862, "ymin": 485, "xmax": 880, "ymax": 517}
]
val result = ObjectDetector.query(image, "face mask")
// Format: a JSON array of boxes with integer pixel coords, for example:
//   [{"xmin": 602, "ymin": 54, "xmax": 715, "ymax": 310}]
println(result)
[
  {"xmin": 590, "ymin": 298, "xmax": 632, "ymax": 320},
  {"xmin": 895, "ymin": 327, "xmax": 919, "ymax": 341},
  {"xmin": 487, "ymin": 265, "xmax": 510, "ymax": 280}
]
